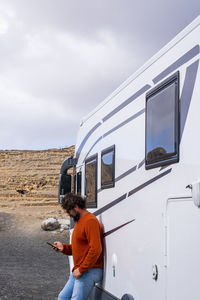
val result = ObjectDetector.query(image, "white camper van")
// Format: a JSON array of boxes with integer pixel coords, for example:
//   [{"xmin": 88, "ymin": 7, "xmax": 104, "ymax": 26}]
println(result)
[{"xmin": 58, "ymin": 16, "xmax": 200, "ymax": 300}]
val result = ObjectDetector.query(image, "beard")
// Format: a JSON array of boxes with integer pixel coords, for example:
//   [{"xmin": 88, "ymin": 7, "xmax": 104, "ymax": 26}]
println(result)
[{"xmin": 70, "ymin": 210, "xmax": 80, "ymax": 222}]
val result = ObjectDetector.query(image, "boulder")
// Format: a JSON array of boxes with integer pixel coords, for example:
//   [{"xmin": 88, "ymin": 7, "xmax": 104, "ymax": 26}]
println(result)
[
  {"xmin": 41, "ymin": 218, "xmax": 60, "ymax": 231},
  {"xmin": 58, "ymin": 218, "xmax": 70, "ymax": 230}
]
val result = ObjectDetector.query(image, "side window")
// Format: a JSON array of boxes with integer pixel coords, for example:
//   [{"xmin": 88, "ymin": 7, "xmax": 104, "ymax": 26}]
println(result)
[
  {"xmin": 101, "ymin": 145, "xmax": 115, "ymax": 189},
  {"xmin": 145, "ymin": 72, "xmax": 179, "ymax": 169},
  {"xmin": 74, "ymin": 171, "xmax": 82, "ymax": 194},
  {"xmin": 77, "ymin": 171, "xmax": 82, "ymax": 194},
  {"xmin": 73, "ymin": 174, "xmax": 76, "ymax": 193},
  {"xmin": 85, "ymin": 155, "xmax": 97, "ymax": 208}
]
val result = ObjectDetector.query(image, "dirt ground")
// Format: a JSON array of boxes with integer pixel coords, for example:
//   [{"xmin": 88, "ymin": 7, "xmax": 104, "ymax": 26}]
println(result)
[{"xmin": 0, "ymin": 205, "xmax": 71, "ymax": 300}]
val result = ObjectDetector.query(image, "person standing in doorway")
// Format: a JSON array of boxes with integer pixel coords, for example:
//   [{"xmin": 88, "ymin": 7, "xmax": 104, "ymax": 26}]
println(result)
[{"xmin": 53, "ymin": 193, "xmax": 103, "ymax": 300}]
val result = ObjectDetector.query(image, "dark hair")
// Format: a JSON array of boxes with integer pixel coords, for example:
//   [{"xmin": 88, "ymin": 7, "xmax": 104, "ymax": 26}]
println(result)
[{"xmin": 61, "ymin": 193, "xmax": 86, "ymax": 213}]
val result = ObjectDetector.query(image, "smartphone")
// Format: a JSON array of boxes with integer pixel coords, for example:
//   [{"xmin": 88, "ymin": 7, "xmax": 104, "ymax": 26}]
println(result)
[{"xmin": 46, "ymin": 242, "xmax": 59, "ymax": 250}]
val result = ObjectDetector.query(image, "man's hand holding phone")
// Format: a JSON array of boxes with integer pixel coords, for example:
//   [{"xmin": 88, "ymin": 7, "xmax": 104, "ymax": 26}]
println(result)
[
  {"xmin": 53, "ymin": 241, "xmax": 64, "ymax": 252},
  {"xmin": 46, "ymin": 241, "xmax": 64, "ymax": 252}
]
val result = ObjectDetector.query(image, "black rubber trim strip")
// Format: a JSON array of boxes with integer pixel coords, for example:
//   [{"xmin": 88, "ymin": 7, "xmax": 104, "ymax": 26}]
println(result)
[
  {"xmin": 94, "ymin": 168, "xmax": 172, "ymax": 216},
  {"xmin": 76, "ymin": 85, "xmax": 150, "ymax": 161},
  {"xmin": 84, "ymin": 136, "xmax": 103, "ymax": 162},
  {"xmin": 98, "ymin": 158, "xmax": 145, "ymax": 193},
  {"xmin": 75, "ymin": 122, "xmax": 101, "ymax": 160},
  {"xmin": 84, "ymin": 109, "xmax": 145, "ymax": 162},
  {"xmin": 103, "ymin": 109, "xmax": 145, "ymax": 138},
  {"xmin": 103, "ymin": 219, "xmax": 135, "ymax": 237},
  {"xmin": 115, "ymin": 165, "xmax": 137, "ymax": 183},
  {"xmin": 102, "ymin": 85, "xmax": 150, "ymax": 122},
  {"xmin": 128, "ymin": 168, "xmax": 172, "ymax": 197},
  {"xmin": 93, "ymin": 194, "xmax": 127, "ymax": 216},
  {"xmin": 76, "ymin": 46, "xmax": 199, "ymax": 161},
  {"xmin": 138, "ymin": 158, "xmax": 145, "ymax": 169}
]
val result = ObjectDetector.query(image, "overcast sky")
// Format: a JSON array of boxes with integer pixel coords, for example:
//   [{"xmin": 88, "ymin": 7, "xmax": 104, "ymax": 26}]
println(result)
[{"xmin": 0, "ymin": 0, "xmax": 199, "ymax": 150}]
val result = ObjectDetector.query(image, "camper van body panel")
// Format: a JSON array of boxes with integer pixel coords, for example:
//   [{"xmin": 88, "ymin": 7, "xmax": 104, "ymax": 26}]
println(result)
[{"xmin": 71, "ymin": 17, "xmax": 200, "ymax": 300}]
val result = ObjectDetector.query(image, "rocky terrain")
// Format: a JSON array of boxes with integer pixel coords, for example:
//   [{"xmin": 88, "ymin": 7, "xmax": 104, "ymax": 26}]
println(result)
[
  {"xmin": 0, "ymin": 146, "xmax": 74, "ymax": 208},
  {"xmin": 0, "ymin": 146, "xmax": 75, "ymax": 299}
]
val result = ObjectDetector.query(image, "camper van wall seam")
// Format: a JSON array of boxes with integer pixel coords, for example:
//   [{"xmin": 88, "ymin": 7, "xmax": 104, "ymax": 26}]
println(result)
[
  {"xmin": 128, "ymin": 168, "xmax": 172, "ymax": 197},
  {"xmin": 94, "ymin": 168, "xmax": 172, "ymax": 217},
  {"xmin": 153, "ymin": 45, "xmax": 199, "ymax": 84},
  {"xmin": 76, "ymin": 47, "xmax": 199, "ymax": 162},
  {"xmin": 84, "ymin": 136, "xmax": 103, "ymax": 162},
  {"xmin": 76, "ymin": 122, "xmax": 101, "ymax": 160},
  {"xmin": 102, "ymin": 85, "xmax": 150, "ymax": 122},
  {"xmin": 103, "ymin": 109, "xmax": 145, "ymax": 138},
  {"xmin": 80, "ymin": 60, "xmax": 198, "ymax": 197},
  {"xmin": 115, "ymin": 165, "xmax": 137, "ymax": 183},
  {"xmin": 83, "ymin": 109, "xmax": 145, "ymax": 162},
  {"xmin": 98, "ymin": 158, "xmax": 144, "ymax": 193},
  {"xmin": 76, "ymin": 91, "xmax": 148, "ymax": 161},
  {"xmin": 93, "ymin": 193, "xmax": 127, "ymax": 216},
  {"xmin": 76, "ymin": 47, "xmax": 199, "ymax": 164}
]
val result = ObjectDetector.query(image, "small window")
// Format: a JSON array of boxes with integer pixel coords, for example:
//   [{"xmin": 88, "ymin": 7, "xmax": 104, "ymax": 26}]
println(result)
[
  {"xmin": 101, "ymin": 145, "xmax": 115, "ymax": 189},
  {"xmin": 73, "ymin": 174, "xmax": 76, "ymax": 193},
  {"xmin": 73, "ymin": 171, "xmax": 82, "ymax": 194},
  {"xmin": 85, "ymin": 154, "xmax": 97, "ymax": 208},
  {"xmin": 77, "ymin": 171, "xmax": 82, "ymax": 194},
  {"xmin": 145, "ymin": 72, "xmax": 179, "ymax": 169}
]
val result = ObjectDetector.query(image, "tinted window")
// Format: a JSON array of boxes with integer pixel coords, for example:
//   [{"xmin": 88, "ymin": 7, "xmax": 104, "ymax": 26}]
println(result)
[
  {"xmin": 73, "ymin": 174, "xmax": 76, "ymax": 193},
  {"xmin": 101, "ymin": 146, "xmax": 115, "ymax": 189},
  {"xmin": 77, "ymin": 171, "xmax": 82, "ymax": 194},
  {"xmin": 74, "ymin": 172, "xmax": 82, "ymax": 194},
  {"xmin": 85, "ymin": 155, "xmax": 97, "ymax": 208},
  {"xmin": 145, "ymin": 72, "xmax": 179, "ymax": 169}
]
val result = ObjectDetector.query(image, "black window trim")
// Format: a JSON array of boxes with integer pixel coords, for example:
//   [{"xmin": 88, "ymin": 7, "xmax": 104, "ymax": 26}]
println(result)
[
  {"xmin": 85, "ymin": 153, "xmax": 98, "ymax": 208},
  {"xmin": 76, "ymin": 171, "xmax": 82, "ymax": 195},
  {"xmin": 101, "ymin": 144, "xmax": 115, "ymax": 189},
  {"xmin": 145, "ymin": 71, "xmax": 180, "ymax": 170},
  {"xmin": 73, "ymin": 173, "xmax": 76, "ymax": 193}
]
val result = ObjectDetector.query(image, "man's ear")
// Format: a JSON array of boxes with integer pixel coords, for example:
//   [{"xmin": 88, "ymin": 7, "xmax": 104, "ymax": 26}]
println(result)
[{"xmin": 75, "ymin": 205, "xmax": 82, "ymax": 213}]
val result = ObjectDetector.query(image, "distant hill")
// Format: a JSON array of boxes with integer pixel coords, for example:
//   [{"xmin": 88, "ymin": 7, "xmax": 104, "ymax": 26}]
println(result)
[{"xmin": 0, "ymin": 146, "xmax": 74, "ymax": 207}]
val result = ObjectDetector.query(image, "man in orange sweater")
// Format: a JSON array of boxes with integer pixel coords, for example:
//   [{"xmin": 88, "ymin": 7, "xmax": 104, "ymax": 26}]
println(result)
[{"xmin": 54, "ymin": 193, "xmax": 103, "ymax": 300}]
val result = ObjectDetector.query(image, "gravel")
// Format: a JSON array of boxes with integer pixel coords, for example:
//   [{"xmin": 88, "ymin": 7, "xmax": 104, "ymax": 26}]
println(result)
[{"xmin": 0, "ymin": 212, "xmax": 70, "ymax": 300}]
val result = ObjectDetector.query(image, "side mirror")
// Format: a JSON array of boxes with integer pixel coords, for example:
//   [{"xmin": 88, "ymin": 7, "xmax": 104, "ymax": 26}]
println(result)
[{"xmin": 58, "ymin": 174, "xmax": 71, "ymax": 203}]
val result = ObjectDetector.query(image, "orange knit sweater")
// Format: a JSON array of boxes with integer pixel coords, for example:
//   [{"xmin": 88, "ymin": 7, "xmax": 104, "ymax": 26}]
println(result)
[{"xmin": 62, "ymin": 212, "xmax": 103, "ymax": 274}]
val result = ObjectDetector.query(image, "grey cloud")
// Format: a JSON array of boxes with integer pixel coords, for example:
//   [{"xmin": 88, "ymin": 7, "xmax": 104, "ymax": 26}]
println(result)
[
  {"xmin": 0, "ymin": 97, "xmax": 79, "ymax": 150},
  {"xmin": 0, "ymin": 0, "xmax": 199, "ymax": 149}
]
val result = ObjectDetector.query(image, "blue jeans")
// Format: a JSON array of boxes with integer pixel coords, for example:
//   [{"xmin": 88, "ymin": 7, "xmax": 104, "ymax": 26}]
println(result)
[{"xmin": 58, "ymin": 268, "xmax": 103, "ymax": 300}]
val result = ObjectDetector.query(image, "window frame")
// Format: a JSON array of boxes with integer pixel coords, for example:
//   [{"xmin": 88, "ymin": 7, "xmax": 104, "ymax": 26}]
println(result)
[
  {"xmin": 74, "ymin": 171, "xmax": 82, "ymax": 195},
  {"xmin": 85, "ymin": 154, "xmax": 98, "ymax": 208},
  {"xmin": 101, "ymin": 145, "xmax": 115, "ymax": 189},
  {"xmin": 77, "ymin": 171, "xmax": 82, "ymax": 195},
  {"xmin": 145, "ymin": 71, "xmax": 180, "ymax": 170}
]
